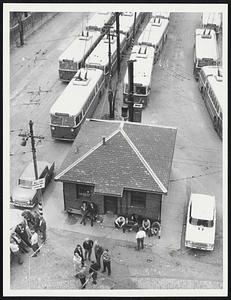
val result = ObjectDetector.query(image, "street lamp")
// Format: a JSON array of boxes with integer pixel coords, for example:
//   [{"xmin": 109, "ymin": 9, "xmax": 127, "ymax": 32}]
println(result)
[{"xmin": 19, "ymin": 120, "xmax": 44, "ymax": 217}]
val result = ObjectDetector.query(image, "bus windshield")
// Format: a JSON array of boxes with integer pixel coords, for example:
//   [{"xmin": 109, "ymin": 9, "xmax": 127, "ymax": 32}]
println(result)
[
  {"xmin": 197, "ymin": 58, "xmax": 216, "ymax": 68},
  {"xmin": 51, "ymin": 114, "xmax": 75, "ymax": 126},
  {"xmin": 59, "ymin": 60, "xmax": 77, "ymax": 70}
]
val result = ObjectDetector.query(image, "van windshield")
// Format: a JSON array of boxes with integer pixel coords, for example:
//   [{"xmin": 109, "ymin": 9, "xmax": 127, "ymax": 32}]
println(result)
[{"xmin": 189, "ymin": 217, "xmax": 214, "ymax": 227}]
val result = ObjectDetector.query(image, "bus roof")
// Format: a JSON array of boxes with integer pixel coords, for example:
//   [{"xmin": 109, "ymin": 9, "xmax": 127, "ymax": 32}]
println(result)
[
  {"xmin": 124, "ymin": 45, "xmax": 155, "ymax": 86},
  {"xmin": 50, "ymin": 68, "xmax": 103, "ymax": 116},
  {"xmin": 138, "ymin": 18, "xmax": 169, "ymax": 47},
  {"xmin": 190, "ymin": 193, "xmax": 215, "ymax": 220},
  {"xmin": 201, "ymin": 65, "xmax": 222, "ymax": 77},
  {"xmin": 86, "ymin": 12, "xmax": 113, "ymax": 31},
  {"xmin": 85, "ymin": 33, "xmax": 126, "ymax": 68},
  {"xmin": 152, "ymin": 12, "xmax": 170, "ymax": 19},
  {"xmin": 58, "ymin": 31, "xmax": 101, "ymax": 63},
  {"xmin": 195, "ymin": 28, "xmax": 218, "ymax": 61},
  {"xmin": 202, "ymin": 12, "xmax": 222, "ymax": 28}
]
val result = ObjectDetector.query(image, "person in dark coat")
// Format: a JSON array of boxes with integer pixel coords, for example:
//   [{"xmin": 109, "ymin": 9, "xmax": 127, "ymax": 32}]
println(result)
[
  {"xmin": 94, "ymin": 240, "xmax": 104, "ymax": 269},
  {"xmin": 89, "ymin": 261, "xmax": 100, "ymax": 284},
  {"xmin": 33, "ymin": 211, "xmax": 40, "ymax": 232},
  {"xmin": 83, "ymin": 238, "xmax": 94, "ymax": 261},
  {"xmin": 11, "ymin": 232, "xmax": 29, "ymax": 253},
  {"xmin": 87, "ymin": 202, "xmax": 97, "ymax": 227},
  {"xmin": 75, "ymin": 264, "xmax": 88, "ymax": 289},
  {"xmin": 21, "ymin": 210, "xmax": 35, "ymax": 228},
  {"xmin": 80, "ymin": 201, "xmax": 88, "ymax": 226},
  {"xmin": 38, "ymin": 216, "xmax": 47, "ymax": 243},
  {"xmin": 15, "ymin": 223, "xmax": 31, "ymax": 248},
  {"xmin": 74, "ymin": 244, "xmax": 85, "ymax": 266}
]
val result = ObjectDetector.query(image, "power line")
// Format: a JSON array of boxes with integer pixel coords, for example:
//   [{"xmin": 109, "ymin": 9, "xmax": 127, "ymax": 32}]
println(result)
[{"xmin": 170, "ymin": 170, "xmax": 222, "ymax": 182}]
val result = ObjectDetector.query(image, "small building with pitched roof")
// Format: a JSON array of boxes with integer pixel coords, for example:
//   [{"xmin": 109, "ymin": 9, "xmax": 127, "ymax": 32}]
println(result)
[{"xmin": 55, "ymin": 119, "xmax": 177, "ymax": 221}]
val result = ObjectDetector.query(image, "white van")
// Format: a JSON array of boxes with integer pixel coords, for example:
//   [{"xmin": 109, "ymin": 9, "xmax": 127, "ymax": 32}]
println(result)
[{"xmin": 185, "ymin": 193, "xmax": 216, "ymax": 251}]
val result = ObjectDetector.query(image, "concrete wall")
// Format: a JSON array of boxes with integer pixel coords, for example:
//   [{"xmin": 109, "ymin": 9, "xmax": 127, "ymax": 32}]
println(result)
[
  {"xmin": 10, "ymin": 12, "xmax": 59, "ymax": 49},
  {"xmin": 63, "ymin": 182, "xmax": 162, "ymax": 221}
]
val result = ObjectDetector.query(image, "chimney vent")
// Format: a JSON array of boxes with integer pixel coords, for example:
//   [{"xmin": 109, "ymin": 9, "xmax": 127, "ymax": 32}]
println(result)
[{"xmin": 102, "ymin": 136, "xmax": 106, "ymax": 145}]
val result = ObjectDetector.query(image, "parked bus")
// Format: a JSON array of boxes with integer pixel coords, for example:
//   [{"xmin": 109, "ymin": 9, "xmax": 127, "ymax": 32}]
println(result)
[
  {"xmin": 85, "ymin": 33, "xmax": 127, "ymax": 76},
  {"xmin": 198, "ymin": 66, "xmax": 223, "ymax": 138},
  {"xmin": 123, "ymin": 45, "xmax": 155, "ymax": 108},
  {"xmin": 58, "ymin": 30, "xmax": 101, "ymax": 82},
  {"xmin": 193, "ymin": 28, "xmax": 219, "ymax": 80},
  {"xmin": 50, "ymin": 68, "xmax": 105, "ymax": 140},
  {"xmin": 86, "ymin": 12, "xmax": 115, "ymax": 32},
  {"xmin": 202, "ymin": 12, "xmax": 222, "ymax": 35},
  {"xmin": 138, "ymin": 17, "xmax": 169, "ymax": 63}
]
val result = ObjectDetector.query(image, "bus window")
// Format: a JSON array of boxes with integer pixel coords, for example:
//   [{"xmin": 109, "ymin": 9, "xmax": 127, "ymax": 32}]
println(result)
[
  {"xmin": 63, "ymin": 115, "xmax": 74, "ymax": 126},
  {"xmin": 136, "ymin": 86, "xmax": 146, "ymax": 95},
  {"xmin": 51, "ymin": 115, "xmax": 62, "ymax": 125}
]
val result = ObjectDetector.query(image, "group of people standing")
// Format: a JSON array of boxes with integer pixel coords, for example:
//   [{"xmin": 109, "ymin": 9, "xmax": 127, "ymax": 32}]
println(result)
[
  {"xmin": 73, "ymin": 238, "xmax": 111, "ymax": 289},
  {"xmin": 10, "ymin": 210, "xmax": 47, "ymax": 264},
  {"xmin": 80, "ymin": 201, "xmax": 98, "ymax": 227}
]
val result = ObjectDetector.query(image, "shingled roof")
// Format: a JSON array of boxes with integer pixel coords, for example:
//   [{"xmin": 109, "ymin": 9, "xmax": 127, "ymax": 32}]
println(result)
[{"xmin": 55, "ymin": 119, "xmax": 177, "ymax": 197}]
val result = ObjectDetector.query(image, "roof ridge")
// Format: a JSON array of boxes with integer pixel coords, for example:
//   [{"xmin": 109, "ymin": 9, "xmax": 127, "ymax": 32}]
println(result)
[
  {"xmin": 120, "ymin": 128, "xmax": 167, "ymax": 193},
  {"xmin": 55, "ymin": 128, "xmax": 121, "ymax": 180}
]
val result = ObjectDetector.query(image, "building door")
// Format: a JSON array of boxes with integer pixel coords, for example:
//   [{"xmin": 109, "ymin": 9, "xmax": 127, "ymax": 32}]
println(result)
[{"xmin": 104, "ymin": 196, "xmax": 117, "ymax": 214}]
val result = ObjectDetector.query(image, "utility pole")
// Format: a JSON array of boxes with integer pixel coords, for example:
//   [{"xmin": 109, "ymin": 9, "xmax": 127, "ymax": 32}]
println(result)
[
  {"xmin": 17, "ymin": 12, "xmax": 24, "ymax": 46},
  {"xmin": 104, "ymin": 23, "xmax": 114, "ymax": 119},
  {"xmin": 127, "ymin": 60, "xmax": 135, "ymax": 122},
  {"xmin": 131, "ymin": 12, "xmax": 137, "ymax": 48},
  {"xmin": 116, "ymin": 12, "xmax": 120, "ymax": 76},
  {"xmin": 19, "ymin": 120, "xmax": 45, "ymax": 217}
]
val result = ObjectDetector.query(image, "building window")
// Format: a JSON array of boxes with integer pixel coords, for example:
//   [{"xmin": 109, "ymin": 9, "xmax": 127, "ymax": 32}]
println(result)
[
  {"xmin": 76, "ymin": 185, "xmax": 91, "ymax": 200},
  {"xmin": 130, "ymin": 191, "xmax": 146, "ymax": 208}
]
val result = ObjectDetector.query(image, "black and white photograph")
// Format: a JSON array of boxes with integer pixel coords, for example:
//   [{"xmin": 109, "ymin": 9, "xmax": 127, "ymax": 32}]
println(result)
[{"xmin": 3, "ymin": 2, "xmax": 227, "ymax": 297}]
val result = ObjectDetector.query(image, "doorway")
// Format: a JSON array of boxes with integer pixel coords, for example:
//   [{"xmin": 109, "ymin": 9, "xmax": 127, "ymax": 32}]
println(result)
[{"xmin": 104, "ymin": 196, "xmax": 118, "ymax": 214}]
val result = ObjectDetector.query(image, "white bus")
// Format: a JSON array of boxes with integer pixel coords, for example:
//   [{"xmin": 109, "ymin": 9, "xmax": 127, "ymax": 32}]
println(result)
[
  {"xmin": 123, "ymin": 45, "xmax": 155, "ymax": 108},
  {"xmin": 198, "ymin": 66, "xmax": 223, "ymax": 138},
  {"xmin": 202, "ymin": 12, "xmax": 222, "ymax": 34},
  {"xmin": 50, "ymin": 68, "xmax": 105, "ymax": 140},
  {"xmin": 86, "ymin": 12, "xmax": 115, "ymax": 32},
  {"xmin": 193, "ymin": 28, "xmax": 219, "ymax": 80},
  {"xmin": 138, "ymin": 17, "xmax": 169, "ymax": 63},
  {"xmin": 85, "ymin": 33, "xmax": 127, "ymax": 76},
  {"xmin": 58, "ymin": 30, "xmax": 101, "ymax": 82}
]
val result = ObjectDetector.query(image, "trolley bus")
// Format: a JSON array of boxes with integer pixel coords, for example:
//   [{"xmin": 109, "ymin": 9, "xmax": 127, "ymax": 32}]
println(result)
[
  {"xmin": 86, "ymin": 12, "xmax": 115, "ymax": 32},
  {"xmin": 85, "ymin": 32, "xmax": 127, "ymax": 76},
  {"xmin": 58, "ymin": 30, "xmax": 101, "ymax": 82},
  {"xmin": 202, "ymin": 12, "xmax": 222, "ymax": 35},
  {"xmin": 50, "ymin": 68, "xmax": 105, "ymax": 140},
  {"xmin": 123, "ymin": 45, "xmax": 155, "ymax": 108},
  {"xmin": 193, "ymin": 28, "xmax": 218, "ymax": 80},
  {"xmin": 138, "ymin": 17, "xmax": 169, "ymax": 63},
  {"xmin": 198, "ymin": 66, "xmax": 223, "ymax": 138}
]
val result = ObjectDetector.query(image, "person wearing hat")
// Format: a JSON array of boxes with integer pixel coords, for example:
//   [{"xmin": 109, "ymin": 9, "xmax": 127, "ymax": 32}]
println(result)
[
  {"xmin": 30, "ymin": 228, "xmax": 40, "ymax": 257},
  {"xmin": 83, "ymin": 238, "xmax": 93, "ymax": 261}
]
